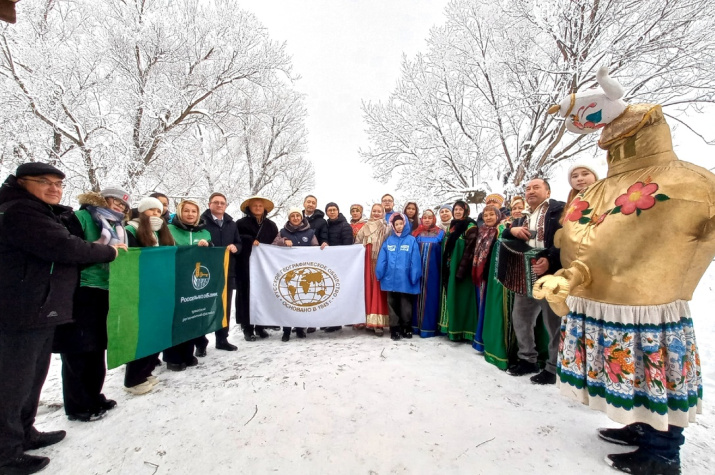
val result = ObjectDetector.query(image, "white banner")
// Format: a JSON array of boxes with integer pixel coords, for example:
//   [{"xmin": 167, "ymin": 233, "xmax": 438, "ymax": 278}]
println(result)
[{"xmin": 249, "ymin": 244, "xmax": 366, "ymax": 327}]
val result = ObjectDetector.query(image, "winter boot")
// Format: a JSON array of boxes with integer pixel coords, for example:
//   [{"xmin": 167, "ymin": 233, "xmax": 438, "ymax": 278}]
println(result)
[
  {"xmin": 390, "ymin": 327, "xmax": 402, "ymax": 341},
  {"xmin": 282, "ymin": 330, "xmax": 291, "ymax": 342},
  {"xmin": 296, "ymin": 328, "xmax": 306, "ymax": 338},
  {"xmin": 242, "ymin": 325, "xmax": 257, "ymax": 342},
  {"xmin": 606, "ymin": 447, "xmax": 680, "ymax": 474},
  {"xmin": 401, "ymin": 325, "xmax": 413, "ymax": 339},
  {"xmin": 598, "ymin": 423, "xmax": 649, "ymax": 446}
]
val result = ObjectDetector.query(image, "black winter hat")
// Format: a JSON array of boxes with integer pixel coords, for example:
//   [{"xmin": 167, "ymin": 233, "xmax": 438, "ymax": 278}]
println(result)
[
  {"xmin": 16, "ymin": 162, "xmax": 66, "ymax": 179},
  {"xmin": 325, "ymin": 202, "xmax": 339, "ymax": 212}
]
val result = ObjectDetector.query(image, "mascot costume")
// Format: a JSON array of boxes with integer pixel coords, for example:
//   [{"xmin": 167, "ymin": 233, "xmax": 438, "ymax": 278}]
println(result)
[{"xmin": 534, "ymin": 67, "xmax": 715, "ymax": 474}]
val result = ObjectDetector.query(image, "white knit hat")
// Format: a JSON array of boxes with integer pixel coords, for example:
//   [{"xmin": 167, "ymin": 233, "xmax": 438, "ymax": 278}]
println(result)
[
  {"xmin": 287, "ymin": 206, "xmax": 302, "ymax": 217},
  {"xmin": 567, "ymin": 163, "xmax": 599, "ymax": 182},
  {"xmin": 138, "ymin": 196, "xmax": 163, "ymax": 214}
]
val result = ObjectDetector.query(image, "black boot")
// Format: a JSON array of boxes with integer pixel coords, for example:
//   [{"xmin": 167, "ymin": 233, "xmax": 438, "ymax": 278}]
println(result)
[
  {"xmin": 242, "ymin": 325, "xmax": 257, "ymax": 342},
  {"xmin": 390, "ymin": 326, "xmax": 402, "ymax": 341},
  {"xmin": 606, "ymin": 447, "xmax": 681, "ymax": 475},
  {"xmin": 23, "ymin": 430, "xmax": 66, "ymax": 450},
  {"xmin": 256, "ymin": 326, "xmax": 270, "ymax": 339},
  {"xmin": 296, "ymin": 328, "xmax": 306, "ymax": 338},
  {"xmin": 282, "ymin": 330, "xmax": 291, "ymax": 342},
  {"xmin": 215, "ymin": 339, "xmax": 237, "ymax": 351},
  {"xmin": 401, "ymin": 325, "xmax": 412, "ymax": 339},
  {"xmin": 0, "ymin": 454, "xmax": 50, "ymax": 474}
]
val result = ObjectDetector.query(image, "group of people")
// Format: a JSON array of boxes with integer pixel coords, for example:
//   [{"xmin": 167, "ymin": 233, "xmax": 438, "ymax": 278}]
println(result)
[{"xmin": 0, "ymin": 156, "xmax": 690, "ymax": 475}]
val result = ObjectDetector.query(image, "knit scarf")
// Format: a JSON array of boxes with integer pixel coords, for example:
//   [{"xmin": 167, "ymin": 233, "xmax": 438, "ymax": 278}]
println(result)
[{"xmin": 86, "ymin": 206, "xmax": 127, "ymax": 246}]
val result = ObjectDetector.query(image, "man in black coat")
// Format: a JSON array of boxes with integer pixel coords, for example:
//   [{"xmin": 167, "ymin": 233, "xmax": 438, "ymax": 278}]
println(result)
[
  {"xmin": 0, "ymin": 163, "xmax": 120, "ymax": 475},
  {"xmin": 195, "ymin": 192, "xmax": 242, "ymax": 354},
  {"xmin": 501, "ymin": 178, "xmax": 565, "ymax": 385},
  {"xmin": 236, "ymin": 196, "xmax": 279, "ymax": 341},
  {"xmin": 302, "ymin": 194, "xmax": 328, "ymax": 245}
]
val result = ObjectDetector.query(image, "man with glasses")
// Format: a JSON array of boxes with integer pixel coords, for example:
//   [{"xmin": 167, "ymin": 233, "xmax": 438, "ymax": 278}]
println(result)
[
  {"xmin": 196, "ymin": 192, "xmax": 242, "ymax": 354},
  {"xmin": 381, "ymin": 194, "xmax": 395, "ymax": 223},
  {"xmin": 0, "ymin": 162, "xmax": 121, "ymax": 474}
]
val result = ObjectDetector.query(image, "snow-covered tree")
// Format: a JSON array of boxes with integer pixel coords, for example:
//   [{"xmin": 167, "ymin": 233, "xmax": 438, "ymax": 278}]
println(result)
[
  {"xmin": 361, "ymin": 0, "xmax": 715, "ymax": 200},
  {"xmin": 0, "ymin": 0, "xmax": 312, "ymax": 208}
]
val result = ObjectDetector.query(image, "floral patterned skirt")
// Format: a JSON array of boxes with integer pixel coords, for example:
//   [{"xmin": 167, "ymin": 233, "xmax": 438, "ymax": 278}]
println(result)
[{"xmin": 558, "ymin": 297, "xmax": 701, "ymax": 431}]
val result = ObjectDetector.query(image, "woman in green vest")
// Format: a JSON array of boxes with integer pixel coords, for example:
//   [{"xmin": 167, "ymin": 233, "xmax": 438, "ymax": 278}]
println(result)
[
  {"xmin": 53, "ymin": 187, "xmax": 130, "ymax": 421},
  {"xmin": 162, "ymin": 199, "xmax": 212, "ymax": 370},
  {"xmin": 124, "ymin": 197, "xmax": 175, "ymax": 395}
]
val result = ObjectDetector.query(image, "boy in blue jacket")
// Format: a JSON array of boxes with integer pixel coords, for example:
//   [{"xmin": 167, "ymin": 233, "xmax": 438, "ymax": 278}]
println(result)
[{"xmin": 376, "ymin": 213, "xmax": 423, "ymax": 340}]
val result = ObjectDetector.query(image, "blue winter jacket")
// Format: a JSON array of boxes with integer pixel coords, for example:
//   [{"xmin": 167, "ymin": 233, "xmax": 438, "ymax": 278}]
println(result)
[{"xmin": 375, "ymin": 215, "xmax": 422, "ymax": 294}]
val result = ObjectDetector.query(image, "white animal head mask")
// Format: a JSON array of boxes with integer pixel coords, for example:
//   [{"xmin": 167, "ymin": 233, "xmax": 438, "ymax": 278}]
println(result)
[{"xmin": 548, "ymin": 67, "xmax": 628, "ymax": 135}]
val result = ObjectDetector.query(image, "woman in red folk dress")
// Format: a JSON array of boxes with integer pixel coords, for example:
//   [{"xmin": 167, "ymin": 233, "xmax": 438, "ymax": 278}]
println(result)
[{"xmin": 355, "ymin": 203, "xmax": 391, "ymax": 336}]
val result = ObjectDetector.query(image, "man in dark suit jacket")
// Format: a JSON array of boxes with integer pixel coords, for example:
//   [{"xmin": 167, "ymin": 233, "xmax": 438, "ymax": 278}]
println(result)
[
  {"xmin": 501, "ymin": 178, "xmax": 565, "ymax": 385},
  {"xmin": 196, "ymin": 192, "xmax": 242, "ymax": 354}
]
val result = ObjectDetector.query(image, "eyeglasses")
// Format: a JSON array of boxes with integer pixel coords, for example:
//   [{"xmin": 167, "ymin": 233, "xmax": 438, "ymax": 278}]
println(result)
[
  {"xmin": 210, "ymin": 201, "xmax": 227, "ymax": 206},
  {"xmin": 106, "ymin": 198, "xmax": 128, "ymax": 212},
  {"xmin": 22, "ymin": 177, "xmax": 64, "ymax": 189}
]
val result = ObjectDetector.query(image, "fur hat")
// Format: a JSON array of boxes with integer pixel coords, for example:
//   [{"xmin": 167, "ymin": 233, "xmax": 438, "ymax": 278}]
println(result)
[
  {"xmin": 240, "ymin": 195, "xmax": 274, "ymax": 214},
  {"xmin": 350, "ymin": 204, "xmax": 363, "ymax": 213},
  {"xmin": 138, "ymin": 196, "xmax": 163, "ymax": 214},
  {"xmin": 567, "ymin": 163, "xmax": 599, "ymax": 183},
  {"xmin": 16, "ymin": 162, "xmax": 65, "ymax": 179},
  {"xmin": 101, "ymin": 187, "xmax": 131, "ymax": 208}
]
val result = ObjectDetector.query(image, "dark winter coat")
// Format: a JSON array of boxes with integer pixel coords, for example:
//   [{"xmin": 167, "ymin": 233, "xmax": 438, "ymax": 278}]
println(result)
[
  {"xmin": 274, "ymin": 218, "xmax": 318, "ymax": 247},
  {"xmin": 236, "ymin": 212, "xmax": 278, "ymax": 281},
  {"xmin": 304, "ymin": 209, "xmax": 328, "ymax": 245},
  {"xmin": 326, "ymin": 213, "xmax": 354, "ymax": 246},
  {"xmin": 0, "ymin": 175, "xmax": 117, "ymax": 331},
  {"xmin": 502, "ymin": 198, "xmax": 565, "ymax": 275},
  {"xmin": 201, "ymin": 209, "xmax": 241, "ymax": 285}
]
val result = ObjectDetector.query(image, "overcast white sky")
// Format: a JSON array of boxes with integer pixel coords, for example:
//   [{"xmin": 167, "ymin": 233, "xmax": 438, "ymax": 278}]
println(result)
[
  {"xmin": 239, "ymin": 0, "xmax": 450, "ymax": 212},
  {"xmin": 238, "ymin": 0, "xmax": 714, "ymax": 214}
]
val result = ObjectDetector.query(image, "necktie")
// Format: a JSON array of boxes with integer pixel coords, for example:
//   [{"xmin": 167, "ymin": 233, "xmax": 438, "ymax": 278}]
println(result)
[{"xmin": 216, "ymin": 219, "xmax": 223, "ymax": 227}]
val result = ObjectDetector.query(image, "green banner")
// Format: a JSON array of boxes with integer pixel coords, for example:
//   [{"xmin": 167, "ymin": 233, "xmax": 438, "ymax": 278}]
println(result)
[{"xmin": 107, "ymin": 246, "xmax": 229, "ymax": 369}]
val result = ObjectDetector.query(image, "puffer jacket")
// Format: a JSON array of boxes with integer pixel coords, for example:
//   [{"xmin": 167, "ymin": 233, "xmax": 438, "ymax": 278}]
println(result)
[
  {"xmin": 375, "ymin": 214, "xmax": 422, "ymax": 294},
  {"xmin": 326, "ymin": 213, "xmax": 353, "ymax": 246},
  {"xmin": 0, "ymin": 175, "xmax": 117, "ymax": 331}
]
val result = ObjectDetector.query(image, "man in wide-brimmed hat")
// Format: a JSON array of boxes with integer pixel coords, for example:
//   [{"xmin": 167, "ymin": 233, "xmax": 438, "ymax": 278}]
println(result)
[{"xmin": 235, "ymin": 196, "xmax": 278, "ymax": 341}]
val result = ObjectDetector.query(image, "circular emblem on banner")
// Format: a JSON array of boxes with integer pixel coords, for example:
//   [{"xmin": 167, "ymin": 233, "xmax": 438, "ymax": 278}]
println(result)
[
  {"xmin": 274, "ymin": 265, "xmax": 339, "ymax": 310},
  {"xmin": 192, "ymin": 262, "xmax": 210, "ymax": 290}
]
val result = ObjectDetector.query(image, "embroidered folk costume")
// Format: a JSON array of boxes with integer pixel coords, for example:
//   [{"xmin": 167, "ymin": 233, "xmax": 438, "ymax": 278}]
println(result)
[
  {"xmin": 355, "ymin": 205, "xmax": 391, "ymax": 331},
  {"xmin": 538, "ymin": 68, "xmax": 715, "ymax": 434}
]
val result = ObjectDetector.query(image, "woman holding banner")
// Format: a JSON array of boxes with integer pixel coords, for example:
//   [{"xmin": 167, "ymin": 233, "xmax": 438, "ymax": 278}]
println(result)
[
  {"xmin": 163, "ymin": 199, "xmax": 211, "ymax": 371},
  {"xmin": 355, "ymin": 203, "xmax": 391, "ymax": 336},
  {"xmin": 236, "ymin": 196, "xmax": 279, "ymax": 342},
  {"xmin": 54, "ymin": 187, "xmax": 131, "ymax": 421},
  {"xmin": 272, "ymin": 206, "xmax": 319, "ymax": 341},
  {"xmin": 123, "ymin": 197, "xmax": 175, "ymax": 395}
]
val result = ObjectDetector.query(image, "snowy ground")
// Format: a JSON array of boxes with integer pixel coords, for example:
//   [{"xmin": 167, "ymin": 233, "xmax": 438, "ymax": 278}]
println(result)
[{"xmin": 34, "ymin": 264, "xmax": 715, "ymax": 474}]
